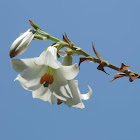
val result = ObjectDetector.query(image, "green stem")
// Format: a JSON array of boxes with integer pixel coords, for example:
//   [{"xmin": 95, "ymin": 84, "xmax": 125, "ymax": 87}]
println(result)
[
  {"xmin": 48, "ymin": 35, "xmax": 140, "ymax": 77},
  {"xmin": 48, "ymin": 35, "xmax": 61, "ymax": 42},
  {"xmin": 30, "ymin": 18, "xmax": 139, "ymax": 78}
]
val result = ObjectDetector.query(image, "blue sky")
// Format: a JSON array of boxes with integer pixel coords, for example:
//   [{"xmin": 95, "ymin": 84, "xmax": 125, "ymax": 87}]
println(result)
[{"xmin": 1, "ymin": 0, "xmax": 140, "ymax": 139}]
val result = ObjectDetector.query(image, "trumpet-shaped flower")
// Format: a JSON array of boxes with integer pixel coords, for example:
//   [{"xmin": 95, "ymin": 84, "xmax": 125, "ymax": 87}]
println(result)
[
  {"xmin": 10, "ymin": 29, "xmax": 36, "ymax": 58},
  {"xmin": 11, "ymin": 46, "xmax": 92, "ymax": 109}
]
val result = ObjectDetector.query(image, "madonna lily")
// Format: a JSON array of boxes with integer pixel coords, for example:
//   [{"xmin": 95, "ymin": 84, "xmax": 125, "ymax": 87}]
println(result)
[
  {"xmin": 11, "ymin": 46, "xmax": 78, "ymax": 105},
  {"xmin": 10, "ymin": 29, "xmax": 36, "ymax": 58},
  {"xmin": 11, "ymin": 46, "xmax": 92, "ymax": 109}
]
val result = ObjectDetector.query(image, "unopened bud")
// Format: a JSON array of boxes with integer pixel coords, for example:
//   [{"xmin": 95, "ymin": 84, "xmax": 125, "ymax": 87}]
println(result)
[
  {"xmin": 10, "ymin": 29, "xmax": 35, "ymax": 58},
  {"xmin": 29, "ymin": 20, "xmax": 39, "ymax": 30},
  {"xmin": 62, "ymin": 54, "xmax": 73, "ymax": 66}
]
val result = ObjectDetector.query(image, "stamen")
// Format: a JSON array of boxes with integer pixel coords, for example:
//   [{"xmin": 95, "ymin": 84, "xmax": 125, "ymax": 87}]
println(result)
[
  {"xmin": 40, "ymin": 73, "xmax": 54, "ymax": 87},
  {"xmin": 49, "ymin": 74, "xmax": 54, "ymax": 84},
  {"xmin": 57, "ymin": 99, "xmax": 62, "ymax": 105},
  {"xmin": 40, "ymin": 76, "xmax": 44, "ymax": 84}
]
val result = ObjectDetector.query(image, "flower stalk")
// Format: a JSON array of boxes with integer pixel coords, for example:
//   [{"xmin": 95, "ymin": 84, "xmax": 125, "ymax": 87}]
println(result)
[
  {"xmin": 10, "ymin": 20, "xmax": 140, "ymax": 109},
  {"xmin": 30, "ymin": 20, "xmax": 140, "ymax": 79}
]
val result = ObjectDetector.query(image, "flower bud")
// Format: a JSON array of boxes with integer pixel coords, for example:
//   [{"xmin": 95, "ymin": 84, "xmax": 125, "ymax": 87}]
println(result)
[
  {"xmin": 10, "ymin": 29, "xmax": 35, "ymax": 58},
  {"xmin": 62, "ymin": 54, "xmax": 73, "ymax": 66},
  {"xmin": 29, "ymin": 20, "xmax": 39, "ymax": 30}
]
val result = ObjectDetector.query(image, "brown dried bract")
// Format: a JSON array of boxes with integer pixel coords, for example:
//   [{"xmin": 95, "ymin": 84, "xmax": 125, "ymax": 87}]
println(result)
[
  {"xmin": 63, "ymin": 33, "xmax": 73, "ymax": 46},
  {"xmin": 92, "ymin": 42, "xmax": 109, "ymax": 75},
  {"xmin": 109, "ymin": 73, "xmax": 127, "ymax": 82},
  {"xmin": 120, "ymin": 63, "xmax": 131, "ymax": 72},
  {"xmin": 129, "ymin": 73, "xmax": 140, "ymax": 82},
  {"xmin": 92, "ymin": 42, "xmax": 101, "ymax": 61},
  {"xmin": 97, "ymin": 63, "xmax": 109, "ymax": 75},
  {"xmin": 63, "ymin": 34, "xmax": 69, "ymax": 44},
  {"xmin": 78, "ymin": 57, "xmax": 94, "ymax": 68},
  {"xmin": 58, "ymin": 50, "xmax": 67, "ymax": 54}
]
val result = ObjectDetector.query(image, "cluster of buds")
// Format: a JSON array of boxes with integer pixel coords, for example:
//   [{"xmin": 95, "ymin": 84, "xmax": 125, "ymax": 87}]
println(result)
[{"xmin": 10, "ymin": 20, "xmax": 140, "ymax": 109}]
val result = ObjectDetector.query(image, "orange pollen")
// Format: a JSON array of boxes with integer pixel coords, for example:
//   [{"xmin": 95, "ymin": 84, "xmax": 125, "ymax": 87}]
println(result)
[
  {"xmin": 57, "ymin": 99, "xmax": 62, "ymax": 105},
  {"xmin": 40, "ymin": 73, "xmax": 54, "ymax": 87}
]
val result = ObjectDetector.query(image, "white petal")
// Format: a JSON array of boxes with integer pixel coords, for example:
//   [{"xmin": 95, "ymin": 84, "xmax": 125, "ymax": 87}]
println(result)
[
  {"xmin": 52, "ymin": 92, "xmax": 67, "ymax": 101},
  {"xmin": 49, "ymin": 69, "xmax": 72, "ymax": 101},
  {"xmin": 47, "ymin": 46, "xmax": 57, "ymax": 60},
  {"xmin": 45, "ymin": 51, "xmax": 60, "ymax": 69},
  {"xmin": 72, "ymin": 102, "xmax": 85, "ymax": 109},
  {"xmin": 60, "ymin": 64, "xmax": 79, "ymax": 80},
  {"xmin": 50, "ymin": 84, "xmax": 68, "ymax": 101},
  {"xmin": 72, "ymin": 81, "xmax": 92, "ymax": 109},
  {"xmin": 39, "ymin": 49, "xmax": 47, "ymax": 58},
  {"xmin": 14, "ymin": 77, "xmax": 32, "ymax": 91},
  {"xmin": 48, "ymin": 94, "xmax": 57, "ymax": 104},
  {"xmin": 67, "ymin": 80, "xmax": 81, "ymax": 101},
  {"xmin": 35, "ymin": 50, "xmax": 60, "ymax": 69},
  {"xmin": 32, "ymin": 86, "xmax": 52, "ymax": 101},
  {"xmin": 74, "ymin": 80, "xmax": 78, "ymax": 86},
  {"xmin": 16, "ymin": 65, "xmax": 46, "ymax": 90},
  {"xmin": 63, "ymin": 80, "xmax": 82, "ymax": 107},
  {"xmin": 37, "ymin": 46, "xmax": 57, "ymax": 62},
  {"xmin": 60, "ymin": 85, "xmax": 72, "ymax": 98},
  {"xmin": 81, "ymin": 86, "xmax": 92, "ymax": 100},
  {"xmin": 11, "ymin": 58, "xmax": 37, "ymax": 72},
  {"xmin": 35, "ymin": 51, "xmax": 46, "ymax": 65},
  {"xmin": 74, "ymin": 80, "xmax": 92, "ymax": 100}
]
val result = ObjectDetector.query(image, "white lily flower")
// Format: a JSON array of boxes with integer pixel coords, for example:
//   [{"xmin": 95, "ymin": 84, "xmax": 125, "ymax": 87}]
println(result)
[
  {"xmin": 11, "ymin": 46, "xmax": 78, "ymax": 104},
  {"xmin": 11, "ymin": 46, "xmax": 92, "ymax": 109},
  {"xmin": 10, "ymin": 29, "xmax": 36, "ymax": 58}
]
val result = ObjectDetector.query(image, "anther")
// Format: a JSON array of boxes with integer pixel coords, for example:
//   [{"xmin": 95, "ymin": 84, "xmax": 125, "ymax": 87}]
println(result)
[
  {"xmin": 40, "ymin": 73, "xmax": 54, "ymax": 87},
  {"xmin": 57, "ymin": 99, "xmax": 62, "ymax": 105}
]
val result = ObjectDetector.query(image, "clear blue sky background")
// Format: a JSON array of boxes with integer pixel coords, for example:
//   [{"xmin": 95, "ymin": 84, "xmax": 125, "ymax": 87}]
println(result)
[{"xmin": 1, "ymin": 0, "xmax": 140, "ymax": 140}]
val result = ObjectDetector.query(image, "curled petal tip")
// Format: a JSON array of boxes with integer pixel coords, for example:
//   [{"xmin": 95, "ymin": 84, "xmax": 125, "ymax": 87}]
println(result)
[{"xmin": 81, "ymin": 86, "xmax": 92, "ymax": 100}]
